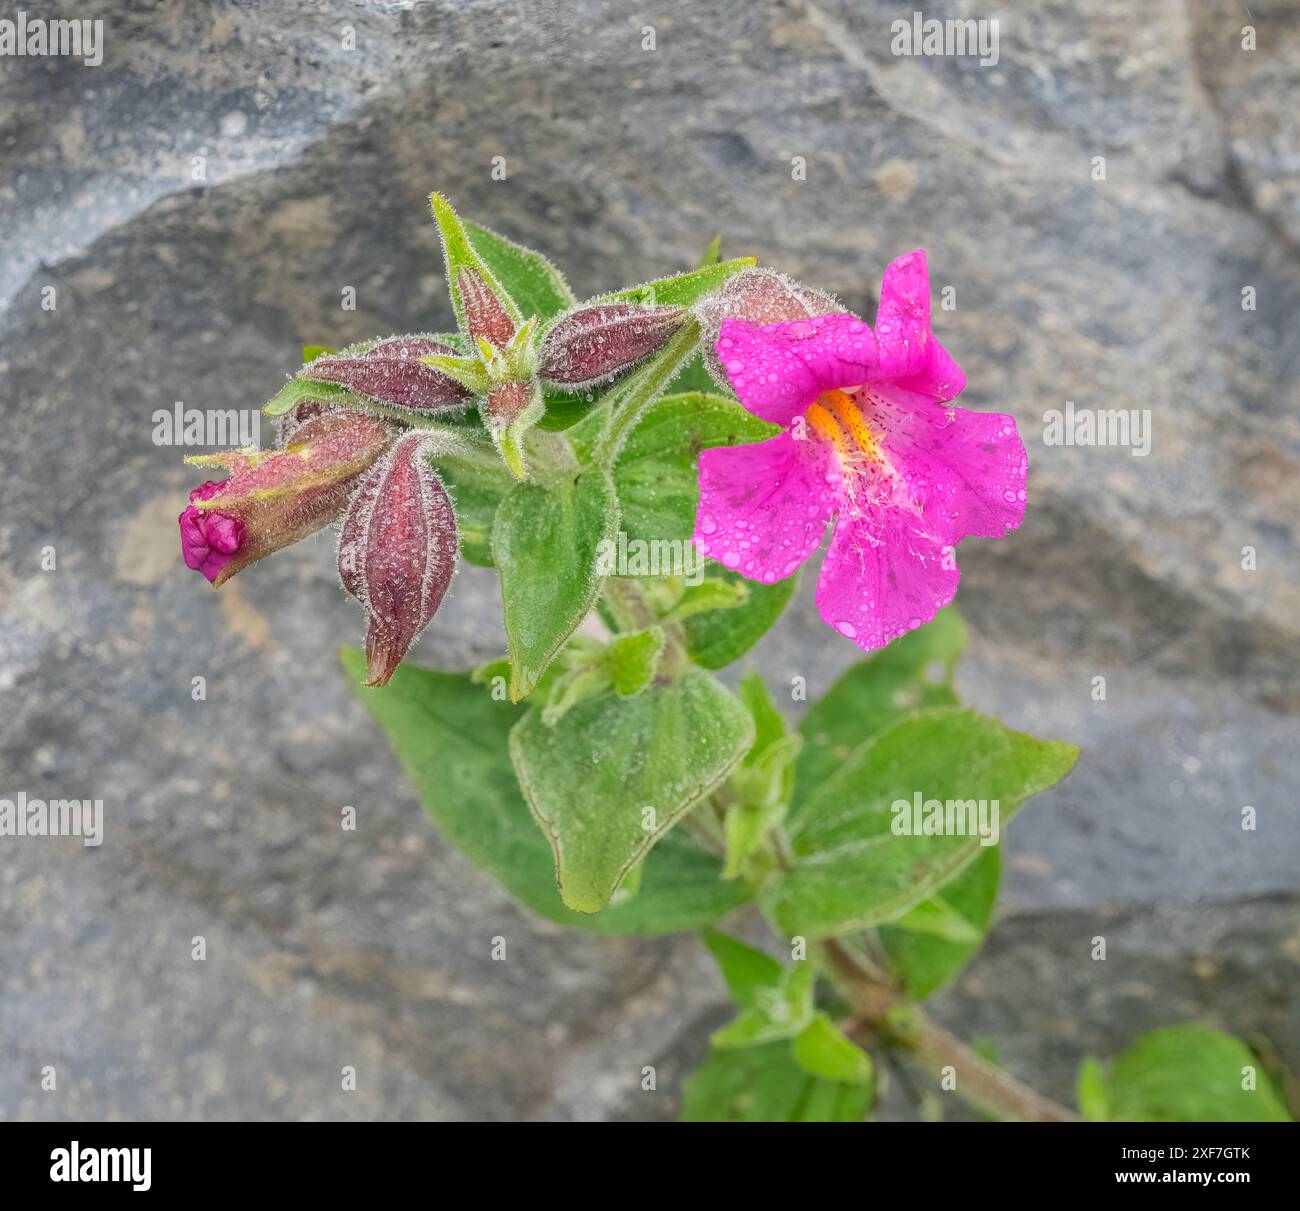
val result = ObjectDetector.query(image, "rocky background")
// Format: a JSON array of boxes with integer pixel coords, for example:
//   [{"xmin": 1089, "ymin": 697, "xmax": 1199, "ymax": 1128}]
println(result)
[{"xmin": 1, "ymin": 0, "xmax": 1297, "ymax": 1121}]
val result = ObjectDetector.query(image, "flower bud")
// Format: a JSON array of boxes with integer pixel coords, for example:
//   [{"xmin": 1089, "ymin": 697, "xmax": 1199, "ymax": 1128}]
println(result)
[
  {"xmin": 458, "ymin": 268, "xmax": 516, "ymax": 348},
  {"xmin": 538, "ymin": 303, "xmax": 686, "ymax": 391},
  {"xmin": 481, "ymin": 379, "xmax": 542, "ymax": 482},
  {"xmin": 337, "ymin": 431, "xmax": 459, "ymax": 687},
  {"xmin": 694, "ymin": 268, "xmax": 839, "ymax": 389},
  {"xmin": 180, "ymin": 409, "xmax": 394, "ymax": 586},
  {"xmin": 299, "ymin": 336, "xmax": 471, "ymax": 414}
]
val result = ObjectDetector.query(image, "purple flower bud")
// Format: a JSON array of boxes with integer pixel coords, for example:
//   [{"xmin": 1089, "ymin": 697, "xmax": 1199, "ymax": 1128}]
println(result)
[
  {"xmin": 180, "ymin": 409, "xmax": 395, "ymax": 587},
  {"xmin": 299, "ymin": 336, "xmax": 471, "ymax": 414},
  {"xmin": 694, "ymin": 269, "xmax": 839, "ymax": 389},
  {"xmin": 338, "ymin": 431, "xmax": 459, "ymax": 687},
  {"xmin": 458, "ymin": 269, "xmax": 516, "ymax": 347},
  {"xmin": 538, "ymin": 304, "xmax": 686, "ymax": 390}
]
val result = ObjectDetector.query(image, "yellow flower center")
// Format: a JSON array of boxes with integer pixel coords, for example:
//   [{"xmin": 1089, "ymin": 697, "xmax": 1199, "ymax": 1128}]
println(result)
[{"xmin": 804, "ymin": 389, "xmax": 883, "ymax": 466}]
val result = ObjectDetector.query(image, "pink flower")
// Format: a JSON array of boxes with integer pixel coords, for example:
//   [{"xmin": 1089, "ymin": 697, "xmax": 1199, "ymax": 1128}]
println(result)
[
  {"xmin": 692, "ymin": 250, "xmax": 1027, "ymax": 651},
  {"xmin": 179, "ymin": 481, "xmax": 245, "ymax": 583}
]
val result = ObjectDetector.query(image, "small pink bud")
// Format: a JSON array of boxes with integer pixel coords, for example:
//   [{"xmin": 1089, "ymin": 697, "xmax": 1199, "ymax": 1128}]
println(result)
[
  {"xmin": 484, "ymin": 380, "xmax": 531, "ymax": 429},
  {"xmin": 299, "ymin": 336, "xmax": 471, "ymax": 414},
  {"xmin": 338, "ymin": 431, "xmax": 459, "ymax": 687},
  {"xmin": 538, "ymin": 303, "xmax": 686, "ymax": 390},
  {"xmin": 458, "ymin": 268, "xmax": 516, "ymax": 347},
  {"xmin": 694, "ymin": 268, "xmax": 839, "ymax": 388},
  {"xmin": 181, "ymin": 409, "xmax": 395, "ymax": 586}
]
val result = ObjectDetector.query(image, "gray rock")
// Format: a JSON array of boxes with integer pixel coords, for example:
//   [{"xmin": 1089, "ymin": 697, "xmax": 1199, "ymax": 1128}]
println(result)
[{"xmin": 0, "ymin": 0, "xmax": 1296, "ymax": 1121}]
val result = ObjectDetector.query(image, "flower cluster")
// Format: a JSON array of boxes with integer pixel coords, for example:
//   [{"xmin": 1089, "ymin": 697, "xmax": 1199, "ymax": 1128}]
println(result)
[{"xmin": 180, "ymin": 195, "xmax": 1026, "ymax": 682}]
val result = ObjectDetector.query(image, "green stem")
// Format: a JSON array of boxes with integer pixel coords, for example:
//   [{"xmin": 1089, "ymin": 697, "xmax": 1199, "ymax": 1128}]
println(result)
[
  {"xmin": 760, "ymin": 828, "xmax": 1077, "ymax": 1121},
  {"xmin": 819, "ymin": 938, "xmax": 1081, "ymax": 1123}
]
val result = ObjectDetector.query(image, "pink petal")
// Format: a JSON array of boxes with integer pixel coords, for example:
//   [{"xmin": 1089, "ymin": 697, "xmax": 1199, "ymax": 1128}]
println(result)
[
  {"xmin": 874, "ymin": 250, "xmax": 965, "ymax": 402},
  {"xmin": 874, "ymin": 395, "xmax": 1028, "ymax": 544},
  {"xmin": 179, "ymin": 503, "xmax": 244, "ymax": 583},
  {"xmin": 693, "ymin": 430, "xmax": 838, "ymax": 583},
  {"xmin": 814, "ymin": 507, "xmax": 959, "ymax": 652},
  {"xmin": 717, "ymin": 314, "xmax": 879, "ymax": 425}
]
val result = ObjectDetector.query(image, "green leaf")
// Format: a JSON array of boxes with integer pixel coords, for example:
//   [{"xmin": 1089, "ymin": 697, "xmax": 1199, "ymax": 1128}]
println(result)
[
  {"xmin": 1088, "ymin": 1026, "xmax": 1292, "ymax": 1123},
  {"xmin": 540, "ymin": 666, "xmax": 610, "ymax": 727},
  {"xmin": 665, "ymin": 353, "xmax": 718, "ymax": 395},
  {"xmin": 793, "ymin": 1014, "xmax": 874, "ymax": 1086},
  {"xmin": 794, "ymin": 607, "xmax": 967, "ymax": 810},
  {"xmin": 537, "ymin": 384, "xmax": 598, "ymax": 432},
  {"xmin": 765, "ymin": 707, "xmax": 1078, "ymax": 937},
  {"xmin": 661, "ymin": 239, "xmax": 725, "ymax": 394},
  {"xmin": 343, "ymin": 653, "xmax": 748, "ymax": 934},
  {"xmin": 684, "ymin": 566, "xmax": 797, "ymax": 670},
  {"xmin": 702, "ymin": 929, "xmax": 783, "ymax": 1009},
  {"xmin": 681, "ymin": 1042, "xmax": 871, "ymax": 1123},
  {"xmin": 712, "ymin": 963, "xmax": 815, "ymax": 1048},
  {"xmin": 262, "ymin": 377, "xmax": 354, "ymax": 418},
  {"xmin": 739, "ymin": 670, "xmax": 790, "ymax": 769},
  {"xmin": 722, "ymin": 672, "xmax": 800, "ymax": 878},
  {"xmin": 464, "ymin": 220, "xmax": 575, "ymax": 321},
  {"xmin": 596, "ymin": 257, "xmax": 755, "ymax": 308},
  {"xmin": 508, "ymin": 669, "xmax": 754, "ymax": 912},
  {"xmin": 1076, "ymin": 1056, "xmax": 1109, "ymax": 1122},
  {"xmin": 878, "ymin": 846, "xmax": 1001, "ymax": 1000},
  {"xmin": 606, "ymin": 627, "xmax": 665, "ymax": 697},
  {"xmin": 492, "ymin": 469, "xmax": 620, "ymax": 701},
  {"xmin": 605, "ymin": 392, "xmax": 777, "ymax": 547},
  {"xmin": 302, "ymin": 344, "xmax": 336, "ymax": 361},
  {"xmin": 435, "ymin": 450, "xmax": 515, "ymax": 567},
  {"xmin": 659, "ymin": 578, "xmax": 749, "ymax": 623},
  {"xmin": 429, "ymin": 192, "xmax": 524, "ymax": 334}
]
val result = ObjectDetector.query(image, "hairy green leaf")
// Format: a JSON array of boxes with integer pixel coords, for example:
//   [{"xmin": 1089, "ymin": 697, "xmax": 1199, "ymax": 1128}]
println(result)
[
  {"xmin": 262, "ymin": 377, "xmax": 354, "ymax": 418},
  {"xmin": 1085, "ymin": 1026, "xmax": 1292, "ymax": 1122},
  {"xmin": 465, "ymin": 221, "xmax": 575, "ymax": 321},
  {"xmin": 681, "ymin": 1041, "xmax": 871, "ymax": 1123},
  {"xmin": 712, "ymin": 963, "xmax": 815, "ymax": 1048},
  {"xmin": 596, "ymin": 257, "xmax": 755, "ymax": 308},
  {"xmin": 509, "ymin": 669, "xmax": 754, "ymax": 913},
  {"xmin": 684, "ymin": 566, "xmax": 796, "ymax": 670},
  {"xmin": 765, "ymin": 708, "xmax": 1078, "ymax": 937},
  {"xmin": 436, "ymin": 450, "xmax": 515, "ymax": 567},
  {"xmin": 343, "ymin": 653, "xmax": 748, "ymax": 934},
  {"xmin": 607, "ymin": 391, "xmax": 777, "ymax": 546},
  {"xmin": 794, "ymin": 607, "xmax": 967, "ymax": 810},
  {"xmin": 493, "ymin": 469, "xmax": 620, "ymax": 700},
  {"xmin": 878, "ymin": 846, "xmax": 1001, "ymax": 999},
  {"xmin": 606, "ymin": 627, "xmax": 665, "ymax": 697},
  {"xmin": 702, "ymin": 929, "xmax": 783, "ymax": 1009},
  {"xmin": 793, "ymin": 1014, "xmax": 873, "ymax": 1086}
]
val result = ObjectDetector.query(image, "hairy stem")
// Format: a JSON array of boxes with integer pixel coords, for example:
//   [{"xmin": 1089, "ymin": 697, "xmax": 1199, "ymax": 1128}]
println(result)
[{"xmin": 820, "ymin": 938, "xmax": 1081, "ymax": 1123}]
